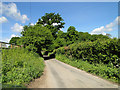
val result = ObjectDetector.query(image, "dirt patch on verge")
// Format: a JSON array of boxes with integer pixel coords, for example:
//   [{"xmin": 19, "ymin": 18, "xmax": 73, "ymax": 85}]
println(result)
[{"xmin": 27, "ymin": 65, "xmax": 48, "ymax": 88}]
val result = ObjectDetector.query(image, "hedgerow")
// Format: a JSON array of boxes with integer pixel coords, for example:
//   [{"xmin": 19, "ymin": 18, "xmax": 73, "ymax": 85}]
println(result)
[
  {"xmin": 55, "ymin": 38, "xmax": 120, "ymax": 67},
  {"xmin": 2, "ymin": 48, "xmax": 45, "ymax": 87},
  {"xmin": 54, "ymin": 38, "xmax": 120, "ymax": 83}
]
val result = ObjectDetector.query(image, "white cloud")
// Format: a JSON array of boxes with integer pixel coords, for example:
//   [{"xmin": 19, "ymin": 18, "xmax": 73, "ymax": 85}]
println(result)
[
  {"xmin": 0, "ymin": 34, "xmax": 19, "ymax": 43},
  {"xmin": 11, "ymin": 23, "xmax": 23, "ymax": 32},
  {"xmin": 0, "ymin": 16, "xmax": 8, "ymax": 23},
  {"xmin": 11, "ymin": 34, "xmax": 19, "ymax": 38},
  {"xmin": 90, "ymin": 26, "xmax": 106, "ymax": 35},
  {"xmin": 52, "ymin": 23, "xmax": 58, "ymax": 26},
  {"xmin": 0, "ymin": 2, "xmax": 29, "ymax": 23},
  {"xmin": 101, "ymin": 32, "xmax": 106, "ymax": 35},
  {"xmin": 44, "ymin": 23, "xmax": 47, "ymax": 26},
  {"xmin": 30, "ymin": 23, "xmax": 34, "ymax": 26},
  {"xmin": 60, "ymin": 28, "xmax": 62, "ymax": 31},
  {"xmin": 115, "ymin": 16, "xmax": 120, "ymax": 25},
  {"xmin": 90, "ymin": 16, "xmax": 118, "ymax": 35},
  {"xmin": 0, "ymin": 38, "xmax": 10, "ymax": 43}
]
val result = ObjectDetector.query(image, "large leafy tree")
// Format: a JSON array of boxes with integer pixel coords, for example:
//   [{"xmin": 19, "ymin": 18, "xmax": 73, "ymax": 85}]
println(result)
[
  {"xmin": 78, "ymin": 32, "xmax": 91, "ymax": 41},
  {"xmin": 20, "ymin": 24, "xmax": 54, "ymax": 56},
  {"xmin": 53, "ymin": 38, "xmax": 66, "ymax": 49},
  {"xmin": 9, "ymin": 37, "xmax": 20, "ymax": 45},
  {"xmin": 66, "ymin": 26, "xmax": 79, "ymax": 45},
  {"xmin": 36, "ymin": 13, "xmax": 65, "ymax": 38},
  {"xmin": 90, "ymin": 34, "xmax": 109, "ymax": 42},
  {"xmin": 57, "ymin": 30, "xmax": 67, "ymax": 39},
  {"xmin": 53, "ymin": 31, "xmax": 67, "ymax": 49}
]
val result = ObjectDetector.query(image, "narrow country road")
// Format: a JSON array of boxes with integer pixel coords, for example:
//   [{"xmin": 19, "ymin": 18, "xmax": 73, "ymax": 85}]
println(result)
[{"xmin": 28, "ymin": 58, "xmax": 118, "ymax": 88}]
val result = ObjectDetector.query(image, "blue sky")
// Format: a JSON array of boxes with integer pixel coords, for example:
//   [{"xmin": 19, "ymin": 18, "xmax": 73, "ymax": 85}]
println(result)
[{"xmin": 0, "ymin": 2, "xmax": 118, "ymax": 42}]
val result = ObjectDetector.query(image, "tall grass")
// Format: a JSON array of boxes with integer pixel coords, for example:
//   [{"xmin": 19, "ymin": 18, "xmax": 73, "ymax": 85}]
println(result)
[{"xmin": 2, "ymin": 48, "xmax": 45, "ymax": 87}]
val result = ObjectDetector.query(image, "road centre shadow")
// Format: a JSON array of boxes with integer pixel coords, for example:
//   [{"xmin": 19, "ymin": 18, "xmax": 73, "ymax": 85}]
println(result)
[{"xmin": 43, "ymin": 54, "xmax": 55, "ymax": 60}]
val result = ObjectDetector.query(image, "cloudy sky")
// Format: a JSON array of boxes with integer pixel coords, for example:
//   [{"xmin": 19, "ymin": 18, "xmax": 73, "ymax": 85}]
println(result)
[{"xmin": 0, "ymin": 2, "xmax": 118, "ymax": 43}]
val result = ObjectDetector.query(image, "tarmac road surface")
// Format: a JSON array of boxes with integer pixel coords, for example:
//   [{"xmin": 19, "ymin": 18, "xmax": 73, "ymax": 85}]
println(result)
[{"xmin": 28, "ymin": 58, "xmax": 118, "ymax": 88}]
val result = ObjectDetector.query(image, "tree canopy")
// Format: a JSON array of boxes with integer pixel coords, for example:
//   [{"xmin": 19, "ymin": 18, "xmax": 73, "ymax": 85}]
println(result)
[
  {"xmin": 36, "ymin": 13, "xmax": 65, "ymax": 38},
  {"xmin": 15, "ymin": 12, "xmax": 111, "ymax": 56},
  {"xmin": 20, "ymin": 24, "xmax": 54, "ymax": 56},
  {"xmin": 9, "ymin": 37, "xmax": 20, "ymax": 45}
]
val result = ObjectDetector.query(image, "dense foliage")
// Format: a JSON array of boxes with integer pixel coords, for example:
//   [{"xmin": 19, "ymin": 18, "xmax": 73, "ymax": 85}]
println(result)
[
  {"xmin": 9, "ymin": 37, "xmax": 20, "ymax": 45},
  {"xmin": 9, "ymin": 13, "xmax": 110, "ymax": 54},
  {"xmin": 55, "ymin": 38, "xmax": 120, "ymax": 67},
  {"xmin": 20, "ymin": 24, "xmax": 54, "ymax": 56},
  {"xmin": 37, "ymin": 13, "xmax": 65, "ymax": 38},
  {"xmin": 2, "ymin": 48, "xmax": 45, "ymax": 86},
  {"xmin": 52, "ymin": 26, "xmax": 110, "ymax": 49}
]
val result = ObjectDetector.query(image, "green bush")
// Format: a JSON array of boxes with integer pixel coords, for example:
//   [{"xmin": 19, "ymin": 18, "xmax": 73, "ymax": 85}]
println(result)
[
  {"xmin": 55, "ymin": 38, "xmax": 120, "ymax": 67},
  {"xmin": 2, "ymin": 48, "xmax": 45, "ymax": 87}
]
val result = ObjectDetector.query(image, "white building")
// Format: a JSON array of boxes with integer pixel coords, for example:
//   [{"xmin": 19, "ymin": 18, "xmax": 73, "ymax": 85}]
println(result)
[{"xmin": 0, "ymin": 42, "xmax": 7, "ymax": 48}]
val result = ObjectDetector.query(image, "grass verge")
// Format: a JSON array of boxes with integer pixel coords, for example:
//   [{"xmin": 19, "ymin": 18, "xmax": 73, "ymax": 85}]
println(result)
[
  {"xmin": 2, "ymin": 48, "xmax": 45, "ymax": 88},
  {"xmin": 56, "ymin": 54, "xmax": 119, "ymax": 84}
]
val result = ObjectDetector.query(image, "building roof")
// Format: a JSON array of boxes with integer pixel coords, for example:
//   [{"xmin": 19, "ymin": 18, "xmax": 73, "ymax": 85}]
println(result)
[{"xmin": 0, "ymin": 41, "xmax": 15, "ymax": 45}]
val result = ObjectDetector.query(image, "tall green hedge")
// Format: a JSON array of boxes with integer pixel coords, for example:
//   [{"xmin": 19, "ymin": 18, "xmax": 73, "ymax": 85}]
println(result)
[{"xmin": 55, "ymin": 38, "xmax": 120, "ymax": 67}]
